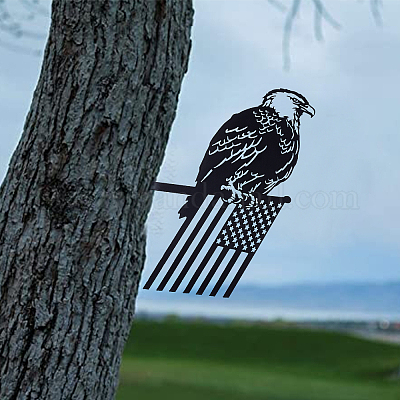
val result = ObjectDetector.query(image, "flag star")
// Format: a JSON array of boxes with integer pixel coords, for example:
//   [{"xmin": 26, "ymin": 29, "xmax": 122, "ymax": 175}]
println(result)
[
  {"xmin": 216, "ymin": 238, "xmax": 221, "ymax": 244},
  {"xmin": 247, "ymin": 231, "xmax": 252, "ymax": 237},
  {"xmin": 234, "ymin": 243, "xmax": 238, "ymax": 248},
  {"xmin": 260, "ymin": 200, "xmax": 265, "ymax": 204},
  {"xmin": 232, "ymin": 231, "xmax": 236, "ymax": 237},
  {"xmin": 266, "ymin": 215, "xmax": 271, "ymax": 220},
  {"xmin": 244, "ymin": 223, "xmax": 250, "ymax": 230},
  {"xmin": 234, "ymin": 218, "xmax": 239, "ymax": 223},
  {"xmin": 240, "ymin": 233, "xmax": 244, "ymax": 239},
  {"xmin": 225, "ymin": 241, "xmax": 230, "ymax": 246},
  {"xmin": 241, "ymin": 240, "xmax": 247, "ymax": 245},
  {"xmin": 243, "ymin": 245, "xmax": 248, "ymax": 250},
  {"xmin": 249, "ymin": 211, "xmax": 253, "ymax": 216},
  {"xmin": 233, "ymin": 212, "xmax": 237, "ymax": 217},
  {"xmin": 240, "ymin": 209, "xmax": 245, "ymax": 214},
  {"xmin": 267, "ymin": 221, "xmax": 272, "ymax": 226},
  {"xmin": 251, "ymin": 247, "xmax": 256, "ymax": 252},
  {"xmin": 251, "ymin": 216, "xmax": 256, "ymax": 222},
  {"xmin": 272, "ymin": 212, "xmax": 277, "ymax": 217},
  {"xmin": 271, "ymin": 206, "xmax": 275, "ymax": 212},
  {"xmin": 222, "ymin": 229, "xmax": 227, "ymax": 234},
  {"xmin": 253, "ymin": 226, "xmax": 258, "ymax": 232},
  {"xmin": 262, "ymin": 229, "xmax": 267, "ymax": 234},
  {"xmin": 262, "ymin": 204, "xmax": 267, "ymax": 209},
  {"xmin": 255, "ymin": 233, "xmax": 260, "ymax": 238},
  {"xmin": 229, "ymin": 226, "xmax": 234, "ymax": 231},
  {"xmin": 257, "ymin": 238, "xmax": 262, "ymax": 243},
  {"xmin": 277, "ymin": 203, "xmax": 282, "ymax": 208},
  {"xmin": 227, "ymin": 221, "xmax": 232, "ymax": 226},
  {"xmin": 255, "ymin": 207, "xmax": 260, "ymax": 212},
  {"xmin": 232, "ymin": 237, "xmax": 237, "ymax": 242},
  {"xmin": 258, "ymin": 213, "xmax": 263, "ymax": 219},
  {"xmin": 238, "ymin": 228, "xmax": 243, "ymax": 233},
  {"xmin": 261, "ymin": 224, "xmax": 265, "ymax": 229},
  {"xmin": 269, "ymin": 201, "xmax": 274, "ymax": 206},
  {"xmin": 236, "ymin": 222, "xmax": 241, "ymax": 228}
]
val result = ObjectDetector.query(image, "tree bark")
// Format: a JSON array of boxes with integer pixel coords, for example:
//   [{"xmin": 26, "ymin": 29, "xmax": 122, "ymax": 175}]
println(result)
[{"xmin": 0, "ymin": 0, "xmax": 193, "ymax": 399}]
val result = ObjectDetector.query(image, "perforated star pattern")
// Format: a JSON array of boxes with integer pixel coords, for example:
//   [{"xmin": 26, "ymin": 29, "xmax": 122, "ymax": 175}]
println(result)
[{"xmin": 215, "ymin": 199, "xmax": 283, "ymax": 253}]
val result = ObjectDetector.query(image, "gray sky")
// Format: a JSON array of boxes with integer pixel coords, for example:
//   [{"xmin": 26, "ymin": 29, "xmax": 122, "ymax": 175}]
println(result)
[{"xmin": 0, "ymin": 0, "xmax": 399, "ymax": 290}]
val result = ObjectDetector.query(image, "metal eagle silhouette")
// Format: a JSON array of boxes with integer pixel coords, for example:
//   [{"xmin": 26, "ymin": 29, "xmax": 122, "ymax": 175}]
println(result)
[
  {"xmin": 179, "ymin": 88, "xmax": 315, "ymax": 218},
  {"xmin": 145, "ymin": 88, "xmax": 315, "ymax": 297}
]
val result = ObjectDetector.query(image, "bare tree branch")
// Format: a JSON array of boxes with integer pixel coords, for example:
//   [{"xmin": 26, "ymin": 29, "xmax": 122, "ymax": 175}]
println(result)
[
  {"xmin": 277, "ymin": 0, "xmax": 381, "ymax": 70},
  {"xmin": 282, "ymin": 0, "xmax": 302, "ymax": 71},
  {"xmin": 312, "ymin": 0, "xmax": 341, "ymax": 30},
  {"xmin": 267, "ymin": 0, "xmax": 287, "ymax": 13},
  {"xmin": 370, "ymin": 0, "xmax": 383, "ymax": 26},
  {"xmin": 0, "ymin": 0, "xmax": 387, "ymax": 68},
  {"xmin": 312, "ymin": 0, "xmax": 341, "ymax": 42}
]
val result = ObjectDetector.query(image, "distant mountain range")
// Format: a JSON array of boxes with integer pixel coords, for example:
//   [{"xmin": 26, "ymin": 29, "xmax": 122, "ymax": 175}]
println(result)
[
  {"xmin": 229, "ymin": 282, "xmax": 400, "ymax": 313},
  {"xmin": 138, "ymin": 282, "xmax": 400, "ymax": 315}
]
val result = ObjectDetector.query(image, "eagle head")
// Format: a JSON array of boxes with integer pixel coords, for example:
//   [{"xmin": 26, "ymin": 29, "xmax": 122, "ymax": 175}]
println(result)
[{"xmin": 261, "ymin": 88, "xmax": 315, "ymax": 121}]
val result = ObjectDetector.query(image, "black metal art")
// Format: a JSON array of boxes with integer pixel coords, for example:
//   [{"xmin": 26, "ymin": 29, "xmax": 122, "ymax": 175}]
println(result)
[{"xmin": 144, "ymin": 88, "xmax": 315, "ymax": 297}]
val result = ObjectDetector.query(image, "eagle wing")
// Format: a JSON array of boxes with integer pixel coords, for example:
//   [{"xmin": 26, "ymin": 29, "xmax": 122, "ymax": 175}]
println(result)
[
  {"xmin": 178, "ymin": 106, "xmax": 294, "ymax": 219},
  {"xmin": 195, "ymin": 107, "xmax": 282, "ymax": 193}
]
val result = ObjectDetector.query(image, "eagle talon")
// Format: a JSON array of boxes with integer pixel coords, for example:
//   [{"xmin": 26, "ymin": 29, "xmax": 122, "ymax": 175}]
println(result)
[
  {"xmin": 221, "ymin": 184, "xmax": 243, "ymax": 204},
  {"xmin": 243, "ymin": 193, "xmax": 259, "ymax": 208}
]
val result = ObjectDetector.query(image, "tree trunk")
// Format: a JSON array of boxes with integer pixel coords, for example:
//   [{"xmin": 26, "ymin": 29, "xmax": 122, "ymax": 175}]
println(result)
[{"xmin": 0, "ymin": 0, "xmax": 193, "ymax": 398}]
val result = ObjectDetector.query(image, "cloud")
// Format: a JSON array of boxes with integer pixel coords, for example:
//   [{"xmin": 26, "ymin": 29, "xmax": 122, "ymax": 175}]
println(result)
[
  {"xmin": 0, "ymin": 0, "xmax": 398, "ymax": 287},
  {"xmin": 152, "ymin": 0, "xmax": 400, "ymax": 284}
]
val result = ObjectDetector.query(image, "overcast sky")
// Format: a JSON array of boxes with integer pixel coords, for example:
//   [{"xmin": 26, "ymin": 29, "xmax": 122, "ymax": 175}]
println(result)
[{"xmin": 0, "ymin": 0, "xmax": 399, "ymax": 294}]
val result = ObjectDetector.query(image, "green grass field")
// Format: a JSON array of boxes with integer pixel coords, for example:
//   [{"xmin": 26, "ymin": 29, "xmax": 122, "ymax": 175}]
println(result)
[{"xmin": 117, "ymin": 318, "xmax": 400, "ymax": 400}]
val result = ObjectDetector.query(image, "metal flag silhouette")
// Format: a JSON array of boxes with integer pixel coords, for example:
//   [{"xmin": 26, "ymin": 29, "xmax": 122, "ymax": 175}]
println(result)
[{"xmin": 144, "ymin": 88, "xmax": 315, "ymax": 297}]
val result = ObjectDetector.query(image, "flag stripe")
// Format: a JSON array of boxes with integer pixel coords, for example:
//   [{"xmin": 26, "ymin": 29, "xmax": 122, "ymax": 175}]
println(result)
[
  {"xmin": 184, "ymin": 242, "xmax": 218, "ymax": 293},
  {"xmin": 196, "ymin": 247, "xmax": 229, "ymax": 295},
  {"xmin": 209, "ymin": 250, "xmax": 242, "ymax": 297},
  {"xmin": 223, "ymin": 253, "xmax": 254, "ymax": 298},
  {"xmin": 169, "ymin": 201, "xmax": 230, "ymax": 292},
  {"xmin": 156, "ymin": 196, "xmax": 219, "ymax": 291},
  {"xmin": 142, "ymin": 199, "xmax": 204, "ymax": 290}
]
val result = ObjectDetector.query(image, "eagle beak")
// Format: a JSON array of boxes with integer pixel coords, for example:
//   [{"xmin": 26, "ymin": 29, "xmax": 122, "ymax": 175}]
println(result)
[{"xmin": 301, "ymin": 104, "xmax": 315, "ymax": 118}]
